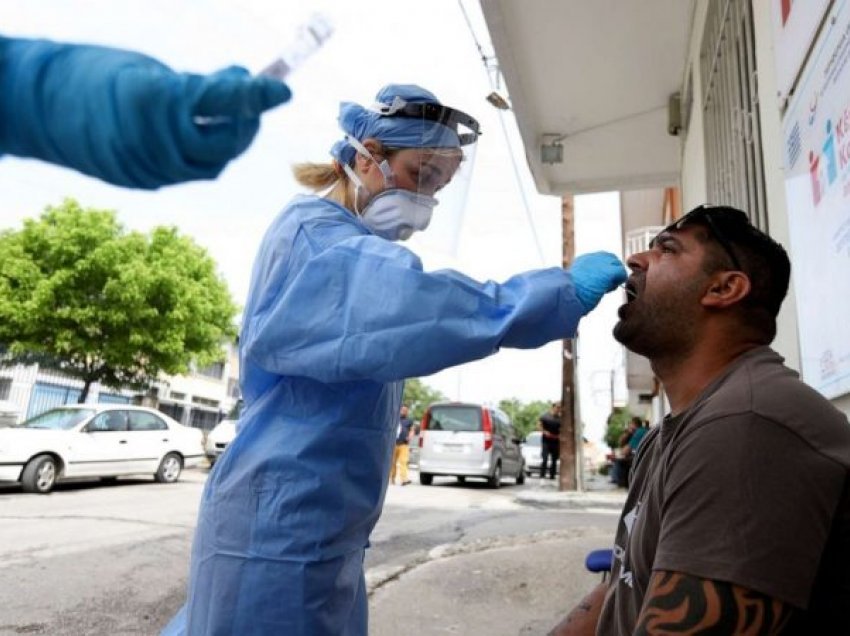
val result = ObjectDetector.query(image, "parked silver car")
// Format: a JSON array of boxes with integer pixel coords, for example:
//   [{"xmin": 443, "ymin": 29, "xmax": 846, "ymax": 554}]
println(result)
[
  {"xmin": 521, "ymin": 431, "xmax": 543, "ymax": 475},
  {"xmin": 417, "ymin": 402, "xmax": 525, "ymax": 488}
]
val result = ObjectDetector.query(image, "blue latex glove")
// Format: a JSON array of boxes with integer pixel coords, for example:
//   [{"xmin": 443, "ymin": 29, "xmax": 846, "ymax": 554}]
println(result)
[
  {"xmin": 0, "ymin": 36, "xmax": 291, "ymax": 189},
  {"xmin": 568, "ymin": 251, "xmax": 627, "ymax": 314}
]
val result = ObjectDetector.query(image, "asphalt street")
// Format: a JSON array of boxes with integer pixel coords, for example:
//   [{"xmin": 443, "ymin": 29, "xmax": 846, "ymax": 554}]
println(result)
[{"xmin": 0, "ymin": 468, "xmax": 623, "ymax": 635}]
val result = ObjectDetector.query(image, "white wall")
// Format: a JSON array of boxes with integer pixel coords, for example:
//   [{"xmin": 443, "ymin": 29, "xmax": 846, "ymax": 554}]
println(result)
[
  {"xmin": 678, "ymin": 1, "xmax": 803, "ymax": 373},
  {"xmin": 750, "ymin": 0, "xmax": 801, "ymax": 374},
  {"xmin": 679, "ymin": 0, "xmax": 709, "ymax": 210}
]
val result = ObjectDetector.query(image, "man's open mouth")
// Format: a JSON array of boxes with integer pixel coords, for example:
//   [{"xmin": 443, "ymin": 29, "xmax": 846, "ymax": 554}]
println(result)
[{"xmin": 624, "ymin": 280, "xmax": 638, "ymax": 303}]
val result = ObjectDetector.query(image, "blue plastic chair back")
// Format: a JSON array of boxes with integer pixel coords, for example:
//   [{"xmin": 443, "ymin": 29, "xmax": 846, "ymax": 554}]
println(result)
[{"xmin": 585, "ymin": 548, "xmax": 614, "ymax": 573}]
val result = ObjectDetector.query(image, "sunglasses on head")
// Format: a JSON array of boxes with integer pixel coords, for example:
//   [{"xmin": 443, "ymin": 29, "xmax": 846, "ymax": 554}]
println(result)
[{"xmin": 654, "ymin": 205, "xmax": 749, "ymax": 271}]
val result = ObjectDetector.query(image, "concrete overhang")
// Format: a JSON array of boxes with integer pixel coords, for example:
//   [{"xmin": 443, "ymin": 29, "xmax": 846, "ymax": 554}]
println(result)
[{"xmin": 479, "ymin": 0, "xmax": 695, "ymax": 195}]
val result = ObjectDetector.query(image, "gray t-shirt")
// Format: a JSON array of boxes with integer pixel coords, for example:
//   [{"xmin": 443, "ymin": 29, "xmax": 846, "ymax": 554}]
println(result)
[{"xmin": 597, "ymin": 346, "xmax": 850, "ymax": 635}]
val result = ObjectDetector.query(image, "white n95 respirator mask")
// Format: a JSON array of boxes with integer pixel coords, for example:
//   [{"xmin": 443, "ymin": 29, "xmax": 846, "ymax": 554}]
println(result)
[{"xmin": 360, "ymin": 189, "xmax": 437, "ymax": 241}]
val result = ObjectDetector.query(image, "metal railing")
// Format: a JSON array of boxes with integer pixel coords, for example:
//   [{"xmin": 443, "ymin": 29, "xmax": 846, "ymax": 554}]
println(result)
[
  {"xmin": 700, "ymin": 0, "xmax": 768, "ymax": 230},
  {"xmin": 625, "ymin": 226, "xmax": 665, "ymax": 259}
]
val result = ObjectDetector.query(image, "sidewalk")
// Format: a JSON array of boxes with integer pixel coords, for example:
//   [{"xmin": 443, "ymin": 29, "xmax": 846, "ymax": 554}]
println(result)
[
  {"xmin": 368, "ymin": 474, "xmax": 627, "ymax": 635},
  {"xmin": 514, "ymin": 471, "xmax": 628, "ymax": 510}
]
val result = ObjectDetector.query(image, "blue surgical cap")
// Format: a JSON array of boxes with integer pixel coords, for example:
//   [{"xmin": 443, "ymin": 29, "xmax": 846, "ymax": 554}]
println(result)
[{"xmin": 330, "ymin": 84, "xmax": 461, "ymax": 166}]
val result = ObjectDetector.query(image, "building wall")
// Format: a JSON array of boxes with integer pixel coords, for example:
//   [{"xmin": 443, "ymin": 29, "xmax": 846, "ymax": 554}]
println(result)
[
  {"xmin": 0, "ymin": 342, "xmax": 239, "ymax": 427},
  {"xmin": 677, "ymin": 0, "xmax": 849, "ymax": 417}
]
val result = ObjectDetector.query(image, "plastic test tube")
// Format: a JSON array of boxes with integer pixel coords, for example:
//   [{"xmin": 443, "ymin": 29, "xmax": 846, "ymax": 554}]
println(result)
[
  {"xmin": 259, "ymin": 12, "xmax": 334, "ymax": 81},
  {"xmin": 194, "ymin": 13, "xmax": 334, "ymax": 126}
]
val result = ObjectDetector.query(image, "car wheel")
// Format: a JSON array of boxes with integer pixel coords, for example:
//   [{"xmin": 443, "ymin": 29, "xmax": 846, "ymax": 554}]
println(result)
[
  {"xmin": 419, "ymin": 472, "xmax": 433, "ymax": 486},
  {"xmin": 155, "ymin": 453, "xmax": 183, "ymax": 484},
  {"xmin": 21, "ymin": 455, "xmax": 58, "ymax": 494},
  {"xmin": 516, "ymin": 463, "xmax": 525, "ymax": 485},
  {"xmin": 487, "ymin": 462, "xmax": 502, "ymax": 489}
]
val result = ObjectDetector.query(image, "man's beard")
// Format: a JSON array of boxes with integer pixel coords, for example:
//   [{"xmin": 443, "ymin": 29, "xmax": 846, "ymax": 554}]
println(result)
[{"xmin": 613, "ymin": 282, "xmax": 702, "ymax": 360}]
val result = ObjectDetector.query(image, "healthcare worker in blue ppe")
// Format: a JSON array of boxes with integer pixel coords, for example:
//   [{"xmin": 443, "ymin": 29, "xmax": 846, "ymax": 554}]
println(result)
[
  {"xmin": 0, "ymin": 35, "xmax": 290, "ymax": 189},
  {"xmin": 162, "ymin": 83, "xmax": 627, "ymax": 636}
]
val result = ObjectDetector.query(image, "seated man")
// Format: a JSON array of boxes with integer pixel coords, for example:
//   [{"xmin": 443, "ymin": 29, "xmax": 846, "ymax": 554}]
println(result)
[{"xmin": 550, "ymin": 205, "xmax": 850, "ymax": 635}]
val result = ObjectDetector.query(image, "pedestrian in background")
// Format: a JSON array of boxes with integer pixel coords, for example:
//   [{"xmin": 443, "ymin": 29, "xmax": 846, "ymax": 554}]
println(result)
[
  {"xmin": 390, "ymin": 405, "xmax": 414, "ymax": 486},
  {"xmin": 538, "ymin": 402, "xmax": 562, "ymax": 479},
  {"xmin": 612, "ymin": 416, "xmax": 646, "ymax": 488}
]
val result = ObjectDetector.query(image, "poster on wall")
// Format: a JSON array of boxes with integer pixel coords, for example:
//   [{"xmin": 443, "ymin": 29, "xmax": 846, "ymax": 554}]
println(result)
[
  {"xmin": 782, "ymin": 0, "xmax": 850, "ymax": 399},
  {"xmin": 771, "ymin": 0, "xmax": 831, "ymax": 108}
]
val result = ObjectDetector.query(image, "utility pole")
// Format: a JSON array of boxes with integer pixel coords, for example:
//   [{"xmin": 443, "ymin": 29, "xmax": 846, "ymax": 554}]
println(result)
[{"xmin": 559, "ymin": 194, "xmax": 578, "ymax": 491}]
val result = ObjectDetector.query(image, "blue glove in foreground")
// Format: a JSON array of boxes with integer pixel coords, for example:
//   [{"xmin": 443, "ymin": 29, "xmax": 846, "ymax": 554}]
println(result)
[
  {"xmin": 568, "ymin": 251, "xmax": 627, "ymax": 314},
  {"xmin": 0, "ymin": 36, "xmax": 291, "ymax": 189}
]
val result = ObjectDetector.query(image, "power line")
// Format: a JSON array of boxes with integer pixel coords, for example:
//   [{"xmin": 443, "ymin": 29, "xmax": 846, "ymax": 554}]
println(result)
[{"xmin": 456, "ymin": 0, "xmax": 546, "ymax": 265}]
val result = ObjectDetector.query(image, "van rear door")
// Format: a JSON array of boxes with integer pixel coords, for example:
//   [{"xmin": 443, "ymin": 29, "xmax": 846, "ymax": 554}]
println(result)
[{"xmin": 422, "ymin": 405, "xmax": 487, "ymax": 469}]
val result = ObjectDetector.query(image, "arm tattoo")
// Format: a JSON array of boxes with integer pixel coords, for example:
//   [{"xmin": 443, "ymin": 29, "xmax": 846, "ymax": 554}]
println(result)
[{"xmin": 634, "ymin": 571, "xmax": 792, "ymax": 635}]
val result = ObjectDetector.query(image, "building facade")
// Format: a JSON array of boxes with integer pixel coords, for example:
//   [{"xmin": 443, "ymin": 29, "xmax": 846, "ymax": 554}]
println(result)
[
  {"xmin": 481, "ymin": 0, "xmax": 850, "ymax": 421},
  {"xmin": 0, "ymin": 342, "xmax": 240, "ymax": 428}
]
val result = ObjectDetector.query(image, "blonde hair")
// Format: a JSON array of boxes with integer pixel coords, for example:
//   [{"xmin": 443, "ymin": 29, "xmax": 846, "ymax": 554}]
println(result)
[
  {"xmin": 292, "ymin": 161, "xmax": 344, "ymax": 191},
  {"xmin": 292, "ymin": 160, "xmax": 354, "ymax": 209}
]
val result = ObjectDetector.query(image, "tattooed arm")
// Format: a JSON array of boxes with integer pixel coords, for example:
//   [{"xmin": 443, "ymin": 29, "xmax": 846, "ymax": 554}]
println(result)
[
  {"xmin": 634, "ymin": 571, "xmax": 793, "ymax": 635},
  {"xmin": 548, "ymin": 583, "xmax": 608, "ymax": 636}
]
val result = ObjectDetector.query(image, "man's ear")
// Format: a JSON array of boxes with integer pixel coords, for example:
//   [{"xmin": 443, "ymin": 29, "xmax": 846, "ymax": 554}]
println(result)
[{"xmin": 701, "ymin": 271, "xmax": 751, "ymax": 308}]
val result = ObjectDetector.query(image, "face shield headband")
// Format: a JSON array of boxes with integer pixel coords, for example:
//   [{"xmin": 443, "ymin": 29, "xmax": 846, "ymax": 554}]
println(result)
[{"xmin": 370, "ymin": 96, "xmax": 481, "ymax": 146}]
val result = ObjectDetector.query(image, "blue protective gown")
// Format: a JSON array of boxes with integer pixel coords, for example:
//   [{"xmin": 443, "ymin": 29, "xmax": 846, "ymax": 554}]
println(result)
[
  {"xmin": 164, "ymin": 195, "xmax": 586, "ymax": 635},
  {"xmin": 0, "ymin": 35, "xmax": 288, "ymax": 189}
]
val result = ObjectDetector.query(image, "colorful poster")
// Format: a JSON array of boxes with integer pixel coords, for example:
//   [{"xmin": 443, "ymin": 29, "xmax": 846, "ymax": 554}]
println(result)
[
  {"xmin": 782, "ymin": 0, "xmax": 850, "ymax": 399},
  {"xmin": 771, "ymin": 0, "xmax": 831, "ymax": 108}
]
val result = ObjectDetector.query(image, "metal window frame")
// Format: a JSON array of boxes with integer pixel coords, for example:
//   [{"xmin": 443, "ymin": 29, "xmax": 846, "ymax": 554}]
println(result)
[{"xmin": 700, "ymin": 0, "xmax": 768, "ymax": 232}]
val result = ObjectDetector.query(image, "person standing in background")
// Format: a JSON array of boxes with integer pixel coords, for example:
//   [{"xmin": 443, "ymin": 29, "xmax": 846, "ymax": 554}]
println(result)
[
  {"xmin": 390, "ymin": 405, "xmax": 414, "ymax": 486},
  {"xmin": 538, "ymin": 402, "xmax": 562, "ymax": 479}
]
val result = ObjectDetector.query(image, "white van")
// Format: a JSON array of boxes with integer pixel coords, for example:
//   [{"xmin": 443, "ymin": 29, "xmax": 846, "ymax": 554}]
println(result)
[{"xmin": 417, "ymin": 402, "xmax": 525, "ymax": 488}]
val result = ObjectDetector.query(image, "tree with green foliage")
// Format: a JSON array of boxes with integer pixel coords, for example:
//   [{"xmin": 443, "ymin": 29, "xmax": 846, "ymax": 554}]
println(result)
[
  {"xmin": 402, "ymin": 378, "xmax": 447, "ymax": 421},
  {"xmin": 0, "ymin": 199, "xmax": 238, "ymax": 402},
  {"xmin": 604, "ymin": 406, "xmax": 633, "ymax": 450},
  {"xmin": 498, "ymin": 398, "xmax": 551, "ymax": 438}
]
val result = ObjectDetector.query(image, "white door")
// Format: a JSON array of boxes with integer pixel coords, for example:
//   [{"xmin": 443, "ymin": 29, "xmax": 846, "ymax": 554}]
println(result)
[
  {"xmin": 67, "ymin": 410, "xmax": 132, "ymax": 477},
  {"xmin": 126, "ymin": 410, "xmax": 172, "ymax": 473}
]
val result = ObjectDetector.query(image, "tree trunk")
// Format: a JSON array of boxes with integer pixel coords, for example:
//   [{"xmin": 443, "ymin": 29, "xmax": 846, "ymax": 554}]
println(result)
[{"xmin": 78, "ymin": 378, "xmax": 93, "ymax": 404}]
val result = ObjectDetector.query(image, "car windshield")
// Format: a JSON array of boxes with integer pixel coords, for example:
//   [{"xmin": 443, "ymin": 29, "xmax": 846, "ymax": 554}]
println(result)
[
  {"xmin": 524, "ymin": 432, "xmax": 542, "ymax": 446},
  {"xmin": 19, "ymin": 408, "xmax": 96, "ymax": 430},
  {"xmin": 428, "ymin": 406, "xmax": 482, "ymax": 432}
]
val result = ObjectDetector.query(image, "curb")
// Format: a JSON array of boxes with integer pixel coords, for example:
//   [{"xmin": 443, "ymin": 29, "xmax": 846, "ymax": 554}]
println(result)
[
  {"xmin": 366, "ymin": 527, "xmax": 605, "ymax": 596},
  {"xmin": 513, "ymin": 490, "xmax": 627, "ymax": 510}
]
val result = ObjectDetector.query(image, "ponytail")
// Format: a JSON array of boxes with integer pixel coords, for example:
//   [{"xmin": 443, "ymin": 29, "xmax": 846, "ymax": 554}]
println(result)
[{"xmin": 292, "ymin": 162, "xmax": 345, "ymax": 191}]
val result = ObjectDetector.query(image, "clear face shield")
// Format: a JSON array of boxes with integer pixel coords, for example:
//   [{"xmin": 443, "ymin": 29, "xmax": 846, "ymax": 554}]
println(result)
[{"xmin": 365, "ymin": 98, "xmax": 480, "ymax": 255}]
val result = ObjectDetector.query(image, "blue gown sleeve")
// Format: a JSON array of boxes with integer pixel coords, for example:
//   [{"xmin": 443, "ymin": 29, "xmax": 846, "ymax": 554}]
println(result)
[
  {"xmin": 0, "ymin": 35, "xmax": 289, "ymax": 189},
  {"xmin": 243, "ymin": 234, "xmax": 585, "ymax": 384}
]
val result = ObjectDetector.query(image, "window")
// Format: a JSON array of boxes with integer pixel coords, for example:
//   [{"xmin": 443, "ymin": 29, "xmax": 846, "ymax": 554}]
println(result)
[
  {"xmin": 700, "ymin": 0, "xmax": 768, "ymax": 230},
  {"xmin": 427, "ymin": 406, "xmax": 482, "ymax": 432},
  {"xmin": 0, "ymin": 377, "xmax": 10, "ymax": 401},
  {"xmin": 190, "ymin": 408, "xmax": 220, "ymax": 431},
  {"xmin": 196, "ymin": 361, "xmax": 225, "ymax": 380},
  {"xmin": 88, "ymin": 410, "xmax": 129, "ymax": 432},
  {"xmin": 192, "ymin": 396, "xmax": 219, "ymax": 408},
  {"xmin": 158, "ymin": 403, "xmax": 184, "ymax": 423},
  {"xmin": 129, "ymin": 411, "xmax": 168, "ymax": 431}
]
